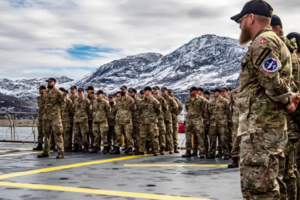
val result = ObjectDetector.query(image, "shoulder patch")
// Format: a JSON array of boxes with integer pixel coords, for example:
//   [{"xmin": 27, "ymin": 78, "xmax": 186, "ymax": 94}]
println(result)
[
  {"xmin": 255, "ymin": 48, "xmax": 272, "ymax": 67},
  {"xmin": 262, "ymin": 58, "xmax": 279, "ymax": 72}
]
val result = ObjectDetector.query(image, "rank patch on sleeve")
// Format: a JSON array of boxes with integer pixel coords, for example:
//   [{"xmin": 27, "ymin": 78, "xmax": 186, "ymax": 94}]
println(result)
[
  {"xmin": 263, "ymin": 58, "xmax": 279, "ymax": 72},
  {"xmin": 255, "ymin": 48, "xmax": 272, "ymax": 67}
]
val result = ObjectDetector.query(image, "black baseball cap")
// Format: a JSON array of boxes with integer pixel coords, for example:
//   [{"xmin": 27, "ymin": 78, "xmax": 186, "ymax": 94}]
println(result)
[
  {"xmin": 139, "ymin": 90, "xmax": 144, "ymax": 94},
  {"xmin": 167, "ymin": 89, "xmax": 173, "ymax": 93},
  {"xmin": 190, "ymin": 86, "xmax": 198, "ymax": 92},
  {"xmin": 231, "ymin": 0, "xmax": 273, "ymax": 23},
  {"xmin": 153, "ymin": 86, "xmax": 160, "ymax": 90},
  {"xmin": 287, "ymin": 32, "xmax": 300, "ymax": 53},
  {"xmin": 78, "ymin": 88, "xmax": 84, "ymax": 92},
  {"xmin": 108, "ymin": 94, "xmax": 115, "ymax": 98},
  {"xmin": 221, "ymin": 88, "xmax": 228, "ymax": 92},
  {"xmin": 59, "ymin": 87, "xmax": 66, "ymax": 92},
  {"xmin": 213, "ymin": 88, "xmax": 221, "ymax": 93},
  {"xmin": 38, "ymin": 85, "xmax": 46, "ymax": 90},
  {"xmin": 96, "ymin": 90, "xmax": 104, "ymax": 95},
  {"xmin": 204, "ymin": 90, "xmax": 211, "ymax": 95},
  {"xmin": 120, "ymin": 85, "xmax": 127, "ymax": 90},
  {"xmin": 271, "ymin": 14, "xmax": 282, "ymax": 28},
  {"xmin": 144, "ymin": 86, "xmax": 152, "ymax": 92},
  {"xmin": 70, "ymin": 86, "xmax": 77, "ymax": 90},
  {"xmin": 198, "ymin": 87, "xmax": 204, "ymax": 92},
  {"xmin": 86, "ymin": 86, "xmax": 94, "ymax": 91},
  {"xmin": 46, "ymin": 78, "xmax": 56, "ymax": 83},
  {"xmin": 128, "ymin": 88, "xmax": 134, "ymax": 93},
  {"xmin": 161, "ymin": 87, "xmax": 168, "ymax": 92}
]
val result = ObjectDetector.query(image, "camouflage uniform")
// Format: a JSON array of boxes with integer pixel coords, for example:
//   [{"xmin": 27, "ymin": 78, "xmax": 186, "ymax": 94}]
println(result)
[
  {"xmin": 163, "ymin": 95, "xmax": 178, "ymax": 152},
  {"xmin": 115, "ymin": 96, "xmax": 134, "ymax": 148},
  {"xmin": 87, "ymin": 95, "xmax": 97, "ymax": 147},
  {"xmin": 153, "ymin": 94, "xmax": 167, "ymax": 151},
  {"xmin": 171, "ymin": 96, "xmax": 184, "ymax": 147},
  {"xmin": 92, "ymin": 98, "xmax": 110, "ymax": 147},
  {"xmin": 108, "ymin": 102, "xmax": 117, "ymax": 147},
  {"xmin": 42, "ymin": 87, "xmax": 64, "ymax": 155},
  {"xmin": 69, "ymin": 95, "xmax": 77, "ymax": 147},
  {"xmin": 138, "ymin": 96, "xmax": 161, "ymax": 153},
  {"xmin": 37, "ymin": 95, "xmax": 45, "ymax": 144},
  {"xmin": 203, "ymin": 98, "xmax": 210, "ymax": 155},
  {"xmin": 61, "ymin": 96, "xmax": 73, "ymax": 149},
  {"xmin": 185, "ymin": 96, "xmax": 207, "ymax": 155},
  {"xmin": 73, "ymin": 97, "xmax": 91, "ymax": 148},
  {"xmin": 132, "ymin": 96, "xmax": 142, "ymax": 150},
  {"xmin": 230, "ymin": 88, "xmax": 240, "ymax": 158},
  {"xmin": 238, "ymin": 27, "xmax": 292, "ymax": 200},
  {"xmin": 208, "ymin": 96, "xmax": 230, "ymax": 157}
]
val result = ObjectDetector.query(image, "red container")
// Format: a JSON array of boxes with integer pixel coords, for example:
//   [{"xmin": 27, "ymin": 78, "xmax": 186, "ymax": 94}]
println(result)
[{"xmin": 178, "ymin": 122, "xmax": 185, "ymax": 133}]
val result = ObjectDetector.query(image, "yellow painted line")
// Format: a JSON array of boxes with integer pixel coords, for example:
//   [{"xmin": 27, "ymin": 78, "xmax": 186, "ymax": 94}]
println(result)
[
  {"xmin": 0, "ymin": 155, "xmax": 146, "ymax": 180},
  {"xmin": 0, "ymin": 151, "xmax": 53, "ymax": 158},
  {"xmin": 0, "ymin": 182, "xmax": 209, "ymax": 200},
  {"xmin": 0, "ymin": 148, "xmax": 33, "ymax": 153},
  {"xmin": 124, "ymin": 164, "xmax": 228, "ymax": 167}
]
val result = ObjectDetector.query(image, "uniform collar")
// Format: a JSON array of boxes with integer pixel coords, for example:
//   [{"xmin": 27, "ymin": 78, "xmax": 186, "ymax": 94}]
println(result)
[{"xmin": 253, "ymin": 26, "xmax": 273, "ymax": 41}]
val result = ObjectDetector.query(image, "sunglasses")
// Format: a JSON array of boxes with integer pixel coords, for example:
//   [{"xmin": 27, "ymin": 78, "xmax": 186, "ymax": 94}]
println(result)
[{"xmin": 238, "ymin": 15, "xmax": 249, "ymax": 25}]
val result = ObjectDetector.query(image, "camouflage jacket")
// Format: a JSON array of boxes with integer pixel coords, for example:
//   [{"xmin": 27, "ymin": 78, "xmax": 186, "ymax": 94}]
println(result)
[
  {"xmin": 42, "ymin": 87, "xmax": 64, "ymax": 122},
  {"xmin": 108, "ymin": 102, "xmax": 117, "ymax": 126},
  {"xmin": 185, "ymin": 95, "xmax": 208, "ymax": 122},
  {"xmin": 132, "ymin": 96, "xmax": 142, "ymax": 124},
  {"xmin": 171, "ymin": 96, "xmax": 183, "ymax": 123},
  {"xmin": 163, "ymin": 95, "xmax": 178, "ymax": 124},
  {"xmin": 153, "ymin": 94, "xmax": 167, "ymax": 121},
  {"xmin": 87, "ymin": 94, "xmax": 97, "ymax": 121},
  {"xmin": 115, "ymin": 95, "xmax": 134, "ymax": 125},
  {"xmin": 37, "ymin": 95, "xmax": 44, "ymax": 120},
  {"xmin": 139, "ymin": 96, "xmax": 161, "ymax": 124},
  {"xmin": 237, "ymin": 27, "xmax": 292, "ymax": 154},
  {"xmin": 70, "ymin": 95, "xmax": 78, "ymax": 103},
  {"xmin": 230, "ymin": 88, "xmax": 239, "ymax": 125},
  {"xmin": 61, "ymin": 96, "xmax": 73, "ymax": 124},
  {"xmin": 73, "ymin": 97, "xmax": 91, "ymax": 123},
  {"xmin": 92, "ymin": 98, "xmax": 110, "ymax": 123},
  {"xmin": 198, "ymin": 95, "xmax": 210, "ymax": 124},
  {"xmin": 208, "ymin": 96, "xmax": 229, "ymax": 123}
]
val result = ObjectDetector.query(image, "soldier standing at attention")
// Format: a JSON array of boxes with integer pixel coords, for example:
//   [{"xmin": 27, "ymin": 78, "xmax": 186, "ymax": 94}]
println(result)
[
  {"xmin": 70, "ymin": 86, "xmax": 78, "ymax": 103},
  {"xmin": 37, "ymin": 78, "xmax": 64, "ymax": 159},
  {"xmin": 182, "ymin": 87, "xmax": 207, "ymax": 158},
  {"xmin": 204, "ymin": 91, "xmax": 211, "ymax": 101},
  {"xmin": 90, "ymin": 90, "xmax": 110, "ymax": 154},
  {"xmin": 161, "ymin": 87, "xmax": 178, "ymax": 154},
  {"xmin": 72, "ymin": 88, "xmax": 91, "ymax": 153},
  {"xmin": 111, "ymin": 85, "xmax": 134, "ymax": 155},
  {"xmin": 59, "ymin": 88, "xmax": 73, "ymax": 152},
  {"xmin": 108, "ymin": 94, "xmax": 117, "ymax": 150},
  {"xmin": 221, "ymin": 87, "xmax": 232, "ymax": 157},
  {"xmin": 203, "ymin": 90, "xmax": 211, "ymax": 156},
  {"xmin": 137, "ymin": 86, "xmax": 161, "ymax": 156},
  {"xmin": 207, "ymin": 88, "xmax": 230, "ymax": 160},
  {"xmin": 153, "ymin": 86, "xmax": 167, "ymax": 155},
  {"xmin": 69, "ymin": 86, "xmax": 77, "ymax": 149},
  {"xmin": 33, "ymin": 85, "xmax": 46, "ymax": 151},
  {"xmin": 167, "ymin": 89, "xmax": 183, "ymax": 153},
  {"xmin": 139, "ymin": 90, "xmax": 145, "ymax": 99},
  {"xmin": 86, "ymin": 86, "xmax": 96, "ymax": 150},
  {"xmin": 231, "ymin": 1, "xmax": 299, "ymax": 199}
]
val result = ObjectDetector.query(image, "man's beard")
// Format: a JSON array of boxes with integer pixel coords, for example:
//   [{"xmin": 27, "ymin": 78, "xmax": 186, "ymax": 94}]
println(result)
[
  {"xmin": 47, "ymin": 85, "xmax": 54, "ymax": 89},
  {"xmin": 239, "ymin": 26, "xmax": 251, "ymax": 45},
  {"xmin": 121, "ymin": 91, "xmax": 126, "ymax": 96}
]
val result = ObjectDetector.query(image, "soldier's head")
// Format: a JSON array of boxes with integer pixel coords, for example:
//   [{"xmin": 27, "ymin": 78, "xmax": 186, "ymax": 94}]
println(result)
[
  {"xmin": 221, "ymin": 88, "xmax": 228, "ymax": 97},
  {"xmin": 197, "ymin": 87, "xmax": 204, "ymax": 96},
  {"xmin": 160, "ymin": 87, "xmax": 168, "ymax": 97},
  {"xmin": 231, "ymin": 0, "xmax": 273, "ymax": 45},
  {"xmin": 167, "ymin": 89, "xmax": 174, "ymax": 97},
  {"xmin": 46, "ymin": 78, "xmax": 56, "ymax": 89},
  {"xmin": 86, "ymin": 86, "xmax": 94, "ymax": 96},
  {"xmin": 287, "ymin": 32, "xmax": 300, "ymax": 55},
  {"xmin": 144, "ymin": 86, "xmax": 152, "ymax": 97},
  {"xmin": 271, "ymin": 14, "xmax": 283, "ymax": 36},
  {"xmin": 213, "ymin": 88, "xmax": 221, "ymax": 98},
  {"xmin": 120, "ymin": 85, "xmax": 127, "ymax": 97},
  {"xmin": 116, "ymin": 91, "xmax": 121, "ymax": 97},
  {"xmin": 139, "ymin": 90, "xmax": 145, "ymax": 99},
  {"xmin": 189, "ymin": 87, "xmax": 198, "ymax": 97},
  {"xmin": 38, "ymin": 85, "xmax": 46, "ymax": 95},
  {"xmin": 204, "ymin": 91, "xmax": 211, "ymax": 100},
  {"xmin": 152, "ymin": 86, "xmax": 160, "ymax": 95},
  {"xmin": 59, "ymin": 87, "xmax": 67, "ymax": 96},
  {"xmin": 108, "ymin": 94, "xmax": 115, "ymax": 104},
  {"xmin": 96, "ymin": 90, "xmax": 104, "ymax": 99},
  {"xmin": 77, "ymin": 88, "xmax": 84, "ymax": 98},
  {"xmin": 70, "ymin": 86, "xmax": 77, "ymax": 95},
  {"xmin": 128, "ymin": 88, "xmax": 137, "ymax": 98}
]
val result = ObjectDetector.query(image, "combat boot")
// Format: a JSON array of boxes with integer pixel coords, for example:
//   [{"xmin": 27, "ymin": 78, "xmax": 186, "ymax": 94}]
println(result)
[
  {"xmin": 89, "ymin": 146, "xmax": 98, "ymax": 153},
  {"xmin": 154, "ymin": 152, "xmax": 159, "ymax": 156},
  {"xmin": 71, "ymin": 144, "xmax": 80, "ymax": 152},
  {"xmin": 56, "ymin": 153, "xmax": 64, "ymax": 159},
  {"xmin": 110, "ymin": 147, "xmax": 120, "ymax": 154},
  {"xmin": 182, "ymin": 150, "xmax": 192, "ymax": 158},
  {"xmin": 206, "ymin": 154, "xmax": 215, "ymax": 159},
  {"xmin": 127, "ymin": 148, "xmax": 133, "ymax": 155},
  {"xmin": 33, "ymin": 143, "xmax": 43, "ymax": 151},
  {"xmin": 82, "ymin": 145, "xmax": 89, "ymax": 153},
  {"xmin": 37, "ymin": 153, "xmax": 49, "ymax": 158},
  {"xmin": 228, "ymin": 157, "xmax": 239, "ymax": 168},
  {"xmin": 169, "ymin": 151, "xmax": 173, "ymax": 154},
  {"xmin": 199, "ymin": 154, "xmax": 206, "ymax": 159},
  {"xmin": 160, "ymin": 150, "xmax": 165, "ymax": 155},
  {"xmin": 174, "ymin": 146, "xmax": 180, "ymax": 153},
  {"xmin": 135, "ymin": 151, "xmax": 144, "ymax": 155},
  {"xmin": 192, "ymin": 150, "xmax": 198, "ymax": 157},
  {"xmin": 102, "ymin": 146, "xmax": 108, "ymax": 154}
]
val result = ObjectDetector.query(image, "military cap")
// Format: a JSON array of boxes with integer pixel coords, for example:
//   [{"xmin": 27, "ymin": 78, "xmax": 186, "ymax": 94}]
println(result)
[
  {"xmin": 66, "ymin": 90, "xmax": 69, "ymax": 94},
  {"xmin": 161, "ymin": 87, "xmax": 168, "ymax": 92},
  {"xmin": 86, "ymin": 86, "xmax": 94, "ymax": 91},
  {"xmin": 139, "ymin": 90, "xmax": 144, "ymax": 94},
  {"xmin": 287, "ymin": 32, "xmax": 300, "ymax": 53},
  {"xmin": 108, "ymin": 94, "xmax": 115, "ymax": 98},
  {"xmin": 198, "ymin": 87, "xmax": 204, "ymax": 92},
  {"xmin": 144, "ymin": 86, "xmax": 152, "ymax": 92},
  {"xmin": 221, "ymin": 87, "xmax": 228, "ymax": 92},
  {"xmin": 228, "ymin": 87, "xmax": 233, "ymax": 91},
  {"xmin": 38, "ymin": 85, "xmax": 46, "ymax": 90},
  {"xmin": 190, "ymin": 86, "xmax": 198, "ymax": 92},
  {"xmin": 78, "ymin": 88, "xmax": 84, "ymax": 92},
  {"xmin": 96, "ymin": 90, "xmax": 104, "ymax": 95},
  {"xmin": 59, "ymin": 87, "xmax": 66, "ymax": 92},
  {"xmin": 213, "ymin": 88, "xmax": 221, "ymax": 93},
  {"xmin": 204, "ymin": 90, "xmax": 211, "ymax": 95},
  {"xmin": 231, "ymin": 0, "xmax": 273, "ymax": 23},
  {"xmin": 46, "ymin": 78, "xmax": 56, "ymax": 83},
  {"xmin": 167, "ymin": 89, "xmax": 173, "ymax": 93},
  {"xmin": 120, "ymin": 85, "xmax": 127, "ymax": 90},
  {"xmin": 153, "ymin": 86, "xmax": 160, "ymax": 90},
  {"xmin": 271, "ymin": 14, "xmax": 282, "ymax": 28},
  {"xmin": 128, "ymin": 87, "xmax": 133, "ymax": 93},
  {"xmin": 132, "ymin": 88, "xmax": 137, "ymax": 93},
  {"xmin": 70, "ymin": 86, "xmax": 77, "ymax": 90}
]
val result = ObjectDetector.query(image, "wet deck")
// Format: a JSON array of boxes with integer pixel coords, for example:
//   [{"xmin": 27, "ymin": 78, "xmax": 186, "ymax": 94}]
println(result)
[{"xmin": 0, "ymin": 142, "xmax": 242, "ymax": 200}]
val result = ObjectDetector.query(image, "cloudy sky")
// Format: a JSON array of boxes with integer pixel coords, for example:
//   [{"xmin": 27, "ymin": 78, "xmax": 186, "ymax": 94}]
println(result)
[{"xmin": 0, "ymin": 0, "xmax": 299, "ymax": 80}]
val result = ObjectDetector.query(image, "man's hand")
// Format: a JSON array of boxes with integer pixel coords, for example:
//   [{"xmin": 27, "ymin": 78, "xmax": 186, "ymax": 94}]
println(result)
[{"xmin": 285, "ymin": 93, "xmax": 300, "ymax": 113}]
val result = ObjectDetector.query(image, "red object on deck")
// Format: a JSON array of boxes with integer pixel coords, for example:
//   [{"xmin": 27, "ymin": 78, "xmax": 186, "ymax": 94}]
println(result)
[{"xmin": 178, "ymin": 122, "xmax": 185, "ymax": 133}]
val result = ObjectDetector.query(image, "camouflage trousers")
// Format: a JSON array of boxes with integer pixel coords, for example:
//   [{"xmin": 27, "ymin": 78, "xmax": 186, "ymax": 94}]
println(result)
[
  {"xmin": 37, "ymin": 118, "xmax": 44, "ymax": 144},
  {"xmin": 108, "ymin": 125, "xmax": 115, "ymax": 147},
  {"xmin": 158, "ymin": 120, "xmax": 166, "ymax": 150},
  {"xmin": 132, "ymin": 123, "xmax": 140, "ymax": 150},
  {"xmin": 165, "ymin": 122, "xmax": 174, "ymax": 152},
  {"xmin": 115, "ymin": 123, "xmax": 133, "ymax": 148},
  {"xmin": 62, "ymin": 121, "xmax": 71, "ymax": 149},
  {"xmin": 203, "ymin": 120, "xmax": 210, "ymax": 155},
  {"xmin": 73, "ymin": 122, "xmax": 89, "ymax": 147},
  {"xmin": 231, "ymin": 122, "xmax": 240, "ymax": 158},
  {"xmin": 240, "ymin": 133, "xmax": 286, "ymax": 200},
  {"xmin": 88, "ymin": 120, "xmax": 94, "ymax": 147},
  {"xmin": 139, "ymin": 123, "xmax": 159, "ymax": 153},
  {"xmin": 172, "ymin": 118, "xmax": 179, "ymax": 146},
  {"xmin": 186, "ymin": 118, "xmax": 205, "ymax": 154},
  {"xmin": 93, "ymin": 122, "xmax": 109, "ymax": 147},
  {"xmin": 43, "ymin": 119, "xmax": 64, "ymax": 155},
  {"xmin": 209, "ymin": 121, "xmax": 230, "ymax": 157}
]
